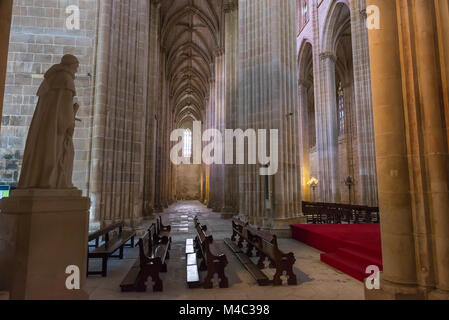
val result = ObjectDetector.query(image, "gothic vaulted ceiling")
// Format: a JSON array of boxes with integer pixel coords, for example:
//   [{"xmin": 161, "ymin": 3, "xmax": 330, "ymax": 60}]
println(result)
[{"xmin": 161, "ymin": 0, "xmax": 223, "ymax": 125}]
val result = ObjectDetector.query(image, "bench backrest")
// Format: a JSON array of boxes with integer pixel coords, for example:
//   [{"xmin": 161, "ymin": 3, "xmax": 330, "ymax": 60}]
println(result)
[
  {"xmin": 232, "ymin": 217, "xmax": 247, "ymax": 229},
  {"xmin": 88, "ymin": 221, "xmax": 123, "ymax": 242},
  {"xmin": 194, "ymin": 218, "xmax": 213, "ymax": 246},
  {"xmin": 244, "ymin": 224, "xmax": 280, "ymax": 260},
  {"xmin": 138, "ymin": 232, "xmax": 150, "ymax": 265}
]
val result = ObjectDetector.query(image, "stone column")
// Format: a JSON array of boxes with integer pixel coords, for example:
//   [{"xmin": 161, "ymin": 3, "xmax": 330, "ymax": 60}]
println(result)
[
  {"xmin": 88, "ymin": 0, "xmax": 113, "ymax": 227},
  {"xmin": 143, "ymin": 0, "xmax": 161, "ymax": 218},
  {"xmin": 298, "ymin": 81, "xmax": 311, "ymax": 201},
  {"xmin": 350, "ymin": 0, "xmax": 378, "ymax": 206},
  {"xmin": 435, "ymin": 0, "xmax": 449, "ymax": 149},
  {"xmin": 222, "ymin": 0, "xmax": 239, "ymax": 217},
  {"xmin": 413, "ymin": 0, "xmax": 449, "ymax": 297},
  {"xmin": 365, "ymin": 0, "xmax": 449, "ymax": 300},
  {"xmin": 213, "ymin": 49, "xmax": 225, "ymax": 213},
  {"xmin": 317, "ymin": 52, "xmax": 339, "ymax": 203},
  {"xmin": 0, "ymin": 0, "xmax": 13, "ymax": 128},
  {"xmin": 207, "ymin": 75, "xmax": 216, "ymax": 210},
  {"xmin": 365, "ymin": 0, "xmax": 423, "ymax": 299},
  {"xmin": 237, "ymin": 0, "xmax": 303, "ymax": 236}
]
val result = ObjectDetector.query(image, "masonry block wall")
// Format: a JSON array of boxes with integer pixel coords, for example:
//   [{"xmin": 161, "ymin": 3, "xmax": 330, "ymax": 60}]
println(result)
[
  {"xmin": 0, "ymin": 0, "xmax": 98, "ymax": 192},
  {"xmin": 0, "ymin": 0, "xmax": 154, "ymax": 227}
]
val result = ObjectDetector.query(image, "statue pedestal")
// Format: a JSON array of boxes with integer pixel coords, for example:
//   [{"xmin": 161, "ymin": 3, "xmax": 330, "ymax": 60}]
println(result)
[{"xmin": 0, "ymin": 189, "xmax": 90, "ymax": 300}]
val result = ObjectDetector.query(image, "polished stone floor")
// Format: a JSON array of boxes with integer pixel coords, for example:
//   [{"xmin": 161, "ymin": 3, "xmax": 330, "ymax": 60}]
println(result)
[{"xmin": 86, "ymin": 201, "xmax": 364, "ymax": 300}]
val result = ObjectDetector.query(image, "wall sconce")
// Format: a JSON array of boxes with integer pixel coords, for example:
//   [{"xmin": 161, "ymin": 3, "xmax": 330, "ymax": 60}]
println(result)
[
  {"xmin": 345, "ymin": 176, "xmax": 354, "ymax": 204},
  {"xmin": 307, "ymin": 177, "xmax": 319, "ymax": 201}
]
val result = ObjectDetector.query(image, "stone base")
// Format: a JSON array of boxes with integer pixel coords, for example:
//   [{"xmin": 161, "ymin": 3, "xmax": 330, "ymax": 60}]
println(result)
[
  {"xmin": 365, "ymin": 277, "xmax": 426, "ymax": 300},
  {"xmin": 428, "ymin": 289, "xmax": 449, "ymax": 300},
  {"xmin": 143, "ymin": 214, "xmax": 156, "ymax": 221},
  {"xmin": 220, "ymin": 209, "xmax": 234, "ymax": 219},
  {"xmin": 365, "ymin": 282, "xmax": 449, "ymax": 300},
  {"xmin": 0, "ymin": 291, "xmax": 9, "ymax": 300},
  {"xmin": 269, "ymin": 216, "xmax": 307, "ymax": 238},
  {"xmin": 0, "ymin": 189, "xmax": 90, "ymax": 300}
]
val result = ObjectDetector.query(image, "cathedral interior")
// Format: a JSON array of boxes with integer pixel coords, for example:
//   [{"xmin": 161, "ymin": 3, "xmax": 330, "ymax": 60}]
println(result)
[{"xmin": 0, "ymin": 0, "xmax": 448, "ymax": 302}]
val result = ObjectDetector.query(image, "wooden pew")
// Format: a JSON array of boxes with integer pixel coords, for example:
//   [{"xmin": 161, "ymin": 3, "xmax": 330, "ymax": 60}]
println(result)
[
  {"xmin": 194, "ymin": 217, "xmax": 229, "ymax": 289},
  {"xmin": 225, "ymin": 218, "xmax": 271, "ymax": 286},
  {"xmin": 225, "ymin": 217, "xmax": 297, "ymax": 286},
  {"xmin": 87, "ymin": 222, "xmax": 135, "ymax": 277},
  {"xmin": 186, "ymin": 238, "xmax": 201, "ymax": 288},
  {"xmin": 120, "ymin": 223, "xmax": 170, "ymax": 292}
]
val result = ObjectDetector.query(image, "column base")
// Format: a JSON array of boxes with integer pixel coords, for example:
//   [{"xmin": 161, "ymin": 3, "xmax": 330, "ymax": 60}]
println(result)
[
  {"xmin": 365, "ymin": 277, "xmax": 426, "ymax": 300},
  {"xmin": 153, "ymin": 204, "xmax": 164, "ymax": 213},
  {"xmin": 0, "ymin": 189, "xmax": 90, "ymax": 300},
  {"xmin": 221, "ymin": 207, "xmax": 235, "ymax": 219},
  {"xmin": 428, "ymin": 289, "xmax": 449, "ymax": 300},
  {"xmin": 268, "ymin": 216, "xmax": 308, "ymax": 238}
]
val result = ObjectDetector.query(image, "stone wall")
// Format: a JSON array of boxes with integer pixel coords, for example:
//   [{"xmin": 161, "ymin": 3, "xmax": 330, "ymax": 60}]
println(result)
[{"xmin": 0, "ymin": 0, "xmax": 98, "ymax": 193}]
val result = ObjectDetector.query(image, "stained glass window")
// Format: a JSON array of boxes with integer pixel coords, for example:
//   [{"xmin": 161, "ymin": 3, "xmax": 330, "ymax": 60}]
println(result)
[
  {"xmin": 183, "ymin": 129, "xmax": 192, "ymax": 158},
  {"xmin": 337, "ymin": 82, "xmax": 345, "ymax": 136},
  {"xmin": 302, "ymin": 0, "xmax": 309, "ymax": 25}
]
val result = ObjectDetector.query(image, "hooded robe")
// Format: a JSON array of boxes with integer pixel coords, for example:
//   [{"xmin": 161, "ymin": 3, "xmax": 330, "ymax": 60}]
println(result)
[{"xmin": 18, "ymin": 64, "xmax": 77, "ymax": 189}]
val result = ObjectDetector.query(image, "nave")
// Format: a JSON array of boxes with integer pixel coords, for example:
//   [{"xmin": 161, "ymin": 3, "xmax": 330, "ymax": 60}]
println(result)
[{"xmin": 86, "ymin": 201, "xmax": 363, "ymax": 300}]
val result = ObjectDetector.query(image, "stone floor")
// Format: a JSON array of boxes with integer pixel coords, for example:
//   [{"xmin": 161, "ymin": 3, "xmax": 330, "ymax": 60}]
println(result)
[{"xmin": 86, "ymin": 201, "xmax": 364, "ymax": 300}]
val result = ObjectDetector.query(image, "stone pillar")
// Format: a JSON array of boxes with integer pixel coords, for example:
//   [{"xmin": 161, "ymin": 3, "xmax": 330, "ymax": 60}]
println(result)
[
  {"xmin": 0, "ymin": 190, "xmax": 90, "ymax": 300},
  {"xmin": 207, "ymin": 75, "xmax": 216, "ymax": 210},
  {"xmin": 435, "ymin": 0, "xmax": 449, "ymax": 155},
  {"xmin": 350, "ymin": 0, "xmax": 378, "ymax": 206},
  {"xmin": 317, "ymin": 52, "xmax": 339, "ymax": 203},
  {"xmin": 237, "ymin": 0, "xmax": 303, "ymax": 236},
  {"xmin": 89, "ymin": 0, "xmax": 149, "ymax": 226},
  {"xmin": 222, "ymin": 0, "xmax": 239, "ymax": 217},
  {"xmin": 298, "ymin": 82, "xmax": 311, "ymax": 201},
  {"xmin": 413, "ymin": 0, "xmax": 449, "ymax": 297},
  {"xmin": 0, "ymin": 0, "xmax": 13, "ymax": 128},
  {"xmin": 213, "ymin": 49, "xmax": 225, "ymax": 213},
  {"xmin": 366, "ymin": 0, "xmax": 449, "ymax": 300},
  {"xmin": 366, "ymin": 0, "xmax": 419, "ymax": 299},
  {"xmin": 143, "ymin": 0, "xmax": 161, "ymax": 219}
]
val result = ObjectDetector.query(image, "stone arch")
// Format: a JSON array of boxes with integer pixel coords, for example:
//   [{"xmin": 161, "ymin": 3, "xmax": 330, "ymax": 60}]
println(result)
[{"xmin": 321, "ymin": 0, "xmax": 351, "ymax": 55}]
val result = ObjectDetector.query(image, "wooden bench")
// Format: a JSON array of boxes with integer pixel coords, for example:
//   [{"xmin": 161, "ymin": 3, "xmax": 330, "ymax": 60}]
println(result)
[
  {"xmin": 87, "ymin": 222, "xmax": 135, "ymax": 277},
  {"xmin": 186, "ymin": 238, "xmax": 201, "ymax": 288},
  {"xmin": 194, "ymin": 217, "xmax": 229, "ymax": 289},
  {"xmin": 225, "ymin": 217, "xmax": 297, "ymax": 286},
  {"xmin": 120, "ymin": 223, "xmax": 170, "ymax": 292},
  {"xmin": 156, "ymin": 216, "xmax": 171, "ymax": 246}
]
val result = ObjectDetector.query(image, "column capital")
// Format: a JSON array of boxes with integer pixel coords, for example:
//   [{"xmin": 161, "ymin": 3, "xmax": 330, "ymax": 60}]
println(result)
[{"xmin": 319, "ymin": 51, "xmax": 336, "ymax": 62}]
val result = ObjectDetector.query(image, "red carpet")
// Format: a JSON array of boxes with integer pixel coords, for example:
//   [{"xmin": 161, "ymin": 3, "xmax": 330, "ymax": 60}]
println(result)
[{"xmin": 291, "ymin": 224, "xmax": 382, "ymax": 281}]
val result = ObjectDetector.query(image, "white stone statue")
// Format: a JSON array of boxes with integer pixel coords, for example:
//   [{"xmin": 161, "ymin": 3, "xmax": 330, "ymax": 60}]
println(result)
[{"xmin": 18, "ymin": 54, "xmax": 80, "ymax": 189}]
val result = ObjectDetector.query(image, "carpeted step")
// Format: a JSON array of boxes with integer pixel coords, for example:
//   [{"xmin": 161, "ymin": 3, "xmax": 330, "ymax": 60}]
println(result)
[
  {"xmin": 336, "ymin": 247, "xmax": 382, "ymax": 269},
  {"xmin": 320, "ymin": 252, "xmax": 367, "ymax": 282}
]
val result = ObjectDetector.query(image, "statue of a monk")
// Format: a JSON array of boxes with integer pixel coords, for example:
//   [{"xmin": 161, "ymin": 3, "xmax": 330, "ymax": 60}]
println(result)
[{"xmin": 18, "ymin": 54, "xmax": 80, "ymax": 189}]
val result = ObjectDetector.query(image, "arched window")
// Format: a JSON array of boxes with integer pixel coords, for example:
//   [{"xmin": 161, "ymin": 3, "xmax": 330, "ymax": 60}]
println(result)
[
  {"xmin": 183, "ymin": 129, "xmax": 192, "ymax": 158},
  {"xmin": 337, "ymin": 82, "xmax": 345, "ymax": 136}
]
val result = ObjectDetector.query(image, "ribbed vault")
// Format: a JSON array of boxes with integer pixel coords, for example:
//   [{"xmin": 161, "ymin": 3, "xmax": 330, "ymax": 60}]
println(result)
[{"xmin": 161, "ymin": 0, "xmax": 222, "ymax": 125}]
